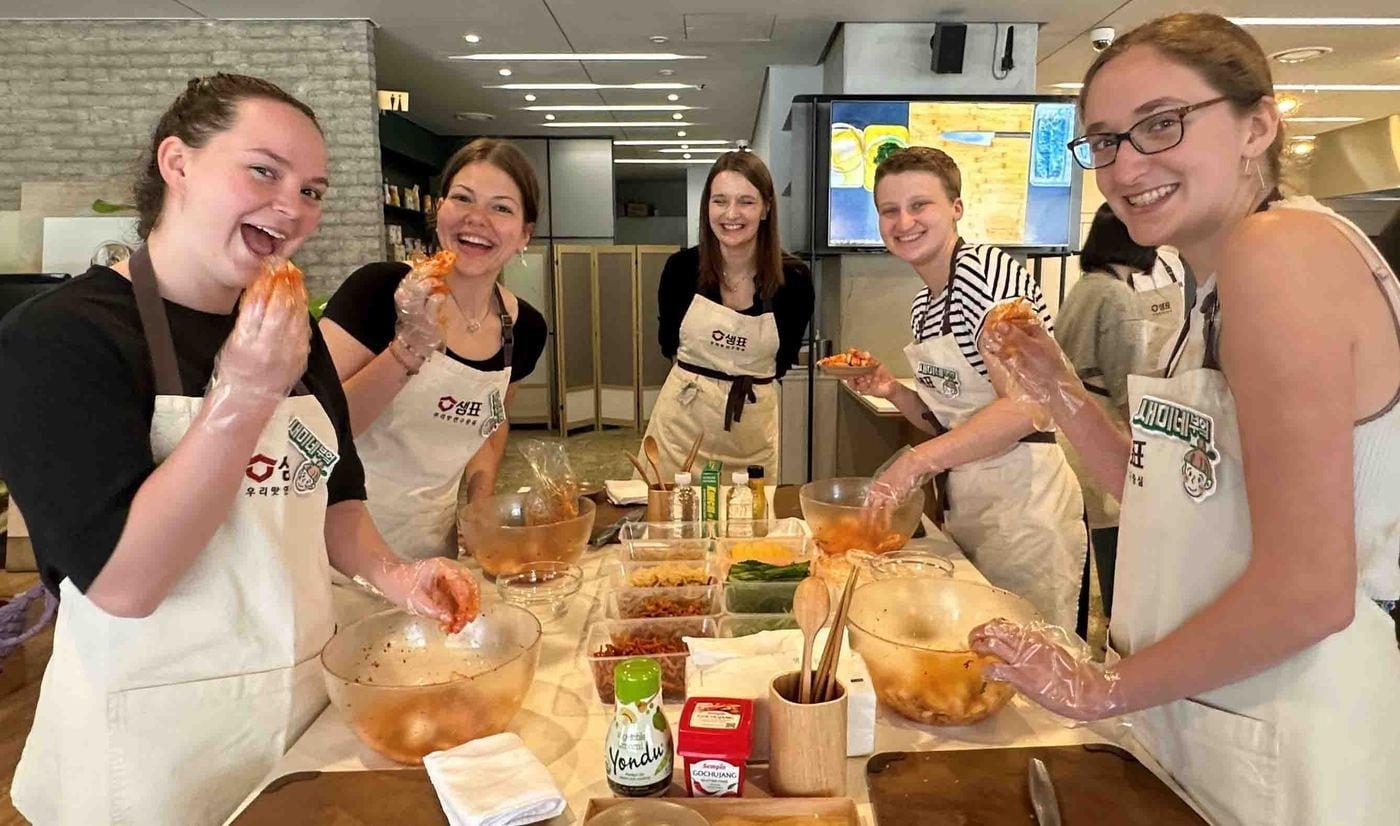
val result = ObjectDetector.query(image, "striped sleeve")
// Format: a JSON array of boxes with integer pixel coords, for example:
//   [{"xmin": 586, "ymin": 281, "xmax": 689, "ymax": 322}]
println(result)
[{"xmin": 949, "ymin": 246, "xmax": 1051, "ymax": 376}]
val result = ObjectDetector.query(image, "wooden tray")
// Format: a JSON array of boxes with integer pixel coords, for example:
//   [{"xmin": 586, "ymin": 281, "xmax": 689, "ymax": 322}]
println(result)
[
  {"xmin": 866, "ymin": 745, "xmax": 1205, "ymax": 825},
  {"xmin": 585, "ymin": 796, "xmax": 860, "ymax": 824}
]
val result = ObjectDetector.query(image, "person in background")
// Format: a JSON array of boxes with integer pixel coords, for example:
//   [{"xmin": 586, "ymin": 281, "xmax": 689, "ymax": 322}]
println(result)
[
  {"xmin": 642, "ymin": 151, "xmax": 814, "ymax": 482},
  {"xmin": 850, "ymin": 146, "xmax": 1088, "ymax": 632},
  {"xmin": 320, "ymin": 139, "xmax": 547, "ymax": 621},
  {"xmin": 0, "ymin": 75, "xmax": 479, "ymax": 825},
  {"xmin": 1054, "ymin": 202, "xmax": 1184, "ymax": 616},
  {"xmin": 971, "ymin": 14, "xmax": 1400, "ymax": 824}
]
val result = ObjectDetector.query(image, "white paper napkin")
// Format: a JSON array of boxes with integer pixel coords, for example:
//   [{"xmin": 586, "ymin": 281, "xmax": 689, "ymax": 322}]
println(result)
[
  {"xmin": 684, "ymin": 628, "xmax": 878, "ymax": 760},
  {"xmin": 604, "ymin": 479, "xmax": 649, "ymax": 505},
  {"xmin": 423, "ymin": 733, "xmax": 566, "ymax": 826}
]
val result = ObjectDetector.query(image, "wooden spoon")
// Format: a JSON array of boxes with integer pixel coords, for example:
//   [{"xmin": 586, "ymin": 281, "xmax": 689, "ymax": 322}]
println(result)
[
  {"xmin": 643, "ymin": 435, "xmax": 665, "ymax": 488},
  {"xmin": 624, "ymin": 451, "xmax": 655, "ymax": 487},
  {"xmin": 793, "ymin": 577, "xmax": 830, "ymax": 704}
]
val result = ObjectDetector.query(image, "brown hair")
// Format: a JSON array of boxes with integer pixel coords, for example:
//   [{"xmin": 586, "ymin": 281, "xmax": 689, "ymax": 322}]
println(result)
[
  {"xmin": 134, "ymin": 74, "xmax": 319, "ymax": 240},
  {"xmin": 698, "ymin": 151, "xmax": 788, "ymax": 300},
  {"xmin": 1080, "ymin": 13, "xmax": 1284, "ymax": 183},
  {"xmin": 438, "ymin": 138, "xmax": 540, "ymax": 224},
  {"xmin": 873, "ymin": 146, "xmax": 962, "ymax": 201}
]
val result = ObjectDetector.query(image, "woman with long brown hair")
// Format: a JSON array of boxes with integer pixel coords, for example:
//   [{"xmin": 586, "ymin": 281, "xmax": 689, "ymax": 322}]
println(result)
[
  {"xmin": 970, "ymin": 13, "xmax": 1400, "ymax": 823},
  {"xmin": 641, "ymin": 151, "xmax": 813, "ymax": 482}
]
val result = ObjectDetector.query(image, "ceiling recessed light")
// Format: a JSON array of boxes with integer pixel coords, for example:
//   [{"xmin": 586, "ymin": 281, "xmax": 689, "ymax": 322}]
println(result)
[
  {"xmin": 1276, "ymin": 94, "xmax": 1301, "ymax": 115},
  {"xmin": 615, "ymin": 139, "xmax": 730, "ymax": 145},
  {"xmin": 659, "ymin": 69, "xmax": 677, "ymax": 77},
  {"xmin": 672, "ymin": 113, "xmax": 684, "ymax": 120},
  {"xmin": 683, "ymin": 153, "xmax": 692, "ymax": 158},
  {"xmin": 660, "ymin": 147, "xmax": 730, "ymax": 153},
  {"xmin": 451, "ymin": 52, "xmax": 705, "ymax": 61},
  {"xmin": 1270, "ymin": 46, "xmax": 1333, "ymax": 64},
  {"xmin": 1285, "ymin": 138, "xmax": 1317, "ymax": 158},
  {"xmin": 544, "ymin": 114, "xmax": 555, "ymax": 121},
  {"xmin": 464, "ymin": 33, "xmax": 481, "ymax": 44},
  {"xmin": 523, "ymin": 104, "xmax": 693, "ymax": 112},
  {"xmin": 680, "ymin": 144, "xmax": 689, "ymax": 149},
  {"xmin": 497, "ymin": 68, "xmax": 512, "ymax": 77},
  {"xmin": 486, "ymin": 82, "xmax": 699, "ymax": 91},
  {"xmin": 545, "ymin": 121, "xmax": 694, "ymax": 128},
  {"xmin": 650, "ymin": 35, "xmax": 669, "ymax": 44},
  {"xmin": 524, "ymin": 93, "xmax": 537, "ymax": 102},
  {"xmin": 454, "ymin": 111, "xmax": 496, "ymax": 122},
  {"xmin": 668, "ymin": 93, "xmax": 680, "ymax": 102},
  {"xmin": 677, "ymin": 130, "xmax": 687, "ymax": 136}
]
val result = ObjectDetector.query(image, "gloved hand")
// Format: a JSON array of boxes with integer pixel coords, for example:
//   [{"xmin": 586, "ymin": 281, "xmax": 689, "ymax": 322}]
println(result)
[
  {"xmin": 205, "ymin": 259, "xmax": 310, "ymax": 422},
  {"xmin": 981, "ymin": 312, "xmax": 1085, "ymax": 422},
  {"xmin": 846, "ymin": 358, "xmax": 901, "ymax": 400},
  {"xmin": 378, "ymin": 557, "xmax": 481, "ymax": 634},
  {"xmin": 868, "ymin": 445, "xmax": 938, "ymax": 508},
  {"xmin": 392, "ymin": 252, "xmax": 455, "ymax": 362},
  {"xmin": 968, "ymin": 619, "xmax": 1129, "ymax": 722}
]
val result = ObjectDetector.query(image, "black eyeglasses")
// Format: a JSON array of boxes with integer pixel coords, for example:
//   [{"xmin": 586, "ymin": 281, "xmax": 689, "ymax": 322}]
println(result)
[{"xmin": 1067, "ymin": 96, "xmax": 1234, "ymax": 170}]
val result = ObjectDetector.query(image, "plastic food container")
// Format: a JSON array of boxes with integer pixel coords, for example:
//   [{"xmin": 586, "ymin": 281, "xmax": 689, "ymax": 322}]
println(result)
[
  {"xmin": 722, "ymin": 580, "xmax": 801, "ymax": 615},
  {"xmin": 715, "ymin": 535, "xmax": 813, "ymax": 577},
  {"xmin": 612, "ymin": 558, "xmax": 720, "ymax": 590},
  {"xmin": 676, "ymin": 697, "xmax": 755, "ymax": 797},
  {"xmin": 584, "ymin": 616, "xmax": 717, "ymax": 704},
  {"xmin": 618, "ymin": 521, "xmax": 713, "ymax": 561},
  {"xmin": 495, "ymin": 561, "xmax": 583, "ymax": 624},
  {"xmin": 605, "ymin": 585, "xmax": 722, "ymax": 620},
  {"xmin": 718, "ymin": 613, "xmax": 799, "ymax": 637}
]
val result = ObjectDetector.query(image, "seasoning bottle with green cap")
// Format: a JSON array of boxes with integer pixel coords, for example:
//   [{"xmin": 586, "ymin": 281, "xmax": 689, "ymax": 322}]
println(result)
[{"xmin": 605, "ymin": 658, "xmax": 673, "ymax": 797}]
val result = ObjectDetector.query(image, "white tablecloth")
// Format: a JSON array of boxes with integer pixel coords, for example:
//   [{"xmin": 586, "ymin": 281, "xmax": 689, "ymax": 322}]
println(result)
[{"xmin": 228, "ymin": 522, "xmax": 1177, "ymax": 825}]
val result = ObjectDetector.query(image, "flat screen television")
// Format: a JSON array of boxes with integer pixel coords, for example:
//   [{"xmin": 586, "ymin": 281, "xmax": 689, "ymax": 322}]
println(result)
[{"xmin": 809, "ymin": 95, "xmax": 1082, "ymax": 254}]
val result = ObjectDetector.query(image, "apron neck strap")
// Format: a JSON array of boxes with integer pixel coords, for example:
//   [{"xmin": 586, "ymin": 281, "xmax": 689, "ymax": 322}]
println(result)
[
  {"xmin": 129, "ymin": 245, "xmax": 185, "ymax": 397},
  {"xmin": 940, "ymin": 237, "xmax": 966, "ymax": 337},
  {"xmin": 493, "ymin": 282, "xmax": 514, "ymax": 368}
]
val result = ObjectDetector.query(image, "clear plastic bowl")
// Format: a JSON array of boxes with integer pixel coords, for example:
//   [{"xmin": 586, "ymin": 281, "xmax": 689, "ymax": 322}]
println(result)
[
  {"xmin": 868, "ymin": 550, "xmax": 955, "ymax": 580},
  {"xmin": 457, "ymin": 493, "xmax": 596, "ymax": 579},
  {"xmin": 495, "ymin": 561, "xmax": 583, "ymax": 625},
  {"xmin": 846, "ymin": 577, "xmax": 1040, "ymax": 727},
  {"xmin": 320, "ymin": 606, "xmax": 542, "ymax": 764},
  {"xmin": 800, "ymin": 477, "xmax": 924, "ymax": 556}
]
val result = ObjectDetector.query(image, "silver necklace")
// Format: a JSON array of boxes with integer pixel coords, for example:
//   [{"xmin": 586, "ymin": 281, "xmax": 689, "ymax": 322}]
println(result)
[
  {"xmin": 452, "ymin": 293, "xmax": 494, "ymax": 333},
  {"xmin": 721, "ymin": 268, "xmax": 754, "ymax": 290}
]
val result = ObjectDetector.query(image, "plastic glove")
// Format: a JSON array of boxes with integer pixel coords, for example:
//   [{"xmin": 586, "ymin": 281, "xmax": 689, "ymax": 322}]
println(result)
[
  {"xmin": 392, "ymin": 251, "xmax": 456, "ymax": 361},
  {"xmin": 980, "ymin": 304, "xmax": 1085, "ymax": 424},
  {"xmin": 377, "ymin": 557, "xmax": 481, "ymax": 634},
  {"xmin": 868, "ymin": 445, "xmax": 938, "ymax": 508},
  {"xmin": 846, "ymin": 358, "xmax": 901, "ymax": 400},
  {"xmin": 203, "ymin": 259, "xmax": 310, "ymax": 426},
  {"xmin": 968, "ymin": 618, "xmax": 1128, "ymax": 722}
]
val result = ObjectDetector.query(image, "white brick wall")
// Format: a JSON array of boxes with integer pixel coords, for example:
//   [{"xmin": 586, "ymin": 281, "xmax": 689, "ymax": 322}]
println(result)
[{"xmin": 0, "ymin": 19, "xmax": 384, "ymax": 295}]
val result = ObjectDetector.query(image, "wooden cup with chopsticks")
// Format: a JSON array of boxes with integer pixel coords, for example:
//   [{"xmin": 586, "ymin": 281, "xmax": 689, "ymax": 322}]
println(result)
[
  {"xmin": 768, "ymin": 670, "xmax": 847, "ymax": 797},
  {"xmin": 627, "ymin": 433, "xmax": 703, "ymax": 522}
]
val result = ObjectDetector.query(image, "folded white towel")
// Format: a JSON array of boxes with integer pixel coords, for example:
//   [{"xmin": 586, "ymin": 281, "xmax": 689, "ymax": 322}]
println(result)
[
  {"xmin": 423, "ymin": 733, "xmax": 566, "ymax": 826},
  {"xmin": 605, "ymin": 479, "xmax": 649, "ymax": 506}
]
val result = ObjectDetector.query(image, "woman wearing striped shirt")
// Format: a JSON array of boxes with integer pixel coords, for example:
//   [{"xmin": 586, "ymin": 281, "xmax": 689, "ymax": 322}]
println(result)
[{"xmin": 850, "ymin": 147, "xmax": 1087, "ymax": 632}]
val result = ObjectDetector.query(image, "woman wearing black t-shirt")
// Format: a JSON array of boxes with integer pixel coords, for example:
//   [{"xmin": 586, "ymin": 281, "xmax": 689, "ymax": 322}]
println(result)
[
  {"xmin": 643, "ymin": 152, "xmax": 814, "ymax": 481},
  {"xmin": 0, "ymin": 76, "xmax": 478, "ymax": 825},
  {"xmin": 321, "ymin": 139, "xmax": 547, "ymax": 573}
]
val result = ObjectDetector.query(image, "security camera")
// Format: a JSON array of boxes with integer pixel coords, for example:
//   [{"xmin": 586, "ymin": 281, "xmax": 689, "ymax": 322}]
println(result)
[
  {"xmin": 736, "ymin": 139, "xmax": 750, "ymax": 150},
  {"xmin": 1090, "ymin": 27, "xmax": 1116, "ymax": 52}
]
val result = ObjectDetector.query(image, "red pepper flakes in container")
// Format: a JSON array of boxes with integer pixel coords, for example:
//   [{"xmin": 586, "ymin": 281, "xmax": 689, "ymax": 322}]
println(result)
[{"xmin": 676, "ymin": 697, "xmax": 754, "ymax": 797}]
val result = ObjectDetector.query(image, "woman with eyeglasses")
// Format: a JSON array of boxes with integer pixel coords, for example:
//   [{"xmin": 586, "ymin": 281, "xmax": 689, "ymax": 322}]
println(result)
[{"xmin": 969, "ymin": 14, "xmax": 1400, "ymax": 824}]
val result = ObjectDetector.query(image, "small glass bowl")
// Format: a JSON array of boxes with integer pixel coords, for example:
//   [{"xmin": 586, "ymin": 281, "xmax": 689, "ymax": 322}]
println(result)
[
  {"xmin": 869, "ymin": 550, "xmax": 955, "ymax": 581},
  {"xmin": 495, "ymin": 561, "xmax": 583, "ymax": 625}
]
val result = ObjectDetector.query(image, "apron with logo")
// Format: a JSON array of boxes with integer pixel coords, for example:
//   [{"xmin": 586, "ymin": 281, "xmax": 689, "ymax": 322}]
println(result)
[
  {"xmin": 11, "ymin": 247, "xmax": 336, "ymax": 825},
  {"xmin": 1113, "ymin": 199, "xmax": 1400, "ymax": 825},
  {"xmin": 642, "ymin": 293, "xmax": 782, "ymax": 481},
  {"xmin": 904, "ymin": 240, "xmax": 1087, "ymax": 628}
]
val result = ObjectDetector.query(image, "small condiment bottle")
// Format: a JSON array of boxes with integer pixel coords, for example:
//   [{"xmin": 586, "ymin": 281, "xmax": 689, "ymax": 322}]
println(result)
[
  {"xmin": 605, "ymin": 658, "xmax": 673, "ymax": 798},
  {"xmin": 746, "ymin": 465, "xmax": 767, "ymax": 523},
  {"xmin": 671, "ymin": 472, "xmax": 698, "ymax": 523},
  {"xmin": 725, "ymin": 471, "xmax": 754, "ymax": 536},
  {"xmin": 676, "ymin": 697, "xmax": 754, "ymax": 797}
]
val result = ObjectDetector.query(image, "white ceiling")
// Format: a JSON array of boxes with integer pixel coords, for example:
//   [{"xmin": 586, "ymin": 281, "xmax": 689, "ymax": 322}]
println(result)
[{"xmin": 5, "ymin": 0, "xmax": 1399, "ymax": 174}]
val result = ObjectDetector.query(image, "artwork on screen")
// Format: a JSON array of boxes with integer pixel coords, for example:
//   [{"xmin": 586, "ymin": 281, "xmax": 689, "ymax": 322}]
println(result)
[{"xmin": 827, "ymin": 99, "xmax": 1078, "ymax": 250}]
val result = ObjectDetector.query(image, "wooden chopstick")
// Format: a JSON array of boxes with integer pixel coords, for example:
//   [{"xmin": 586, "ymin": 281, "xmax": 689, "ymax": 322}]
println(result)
[
  {"xmin": 683, "ymin": 434, "xmax": 704, "ymax": 474},
  {"xmin": 813, "ymin": 566, "xmax": 860, "ymax": 702}
]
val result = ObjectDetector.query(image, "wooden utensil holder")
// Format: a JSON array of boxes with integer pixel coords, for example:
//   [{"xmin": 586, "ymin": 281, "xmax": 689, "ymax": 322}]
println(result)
[
  {"xmin": 645, "ymin": 484, "xmax": 674, "ymax": 522},
  {"xmin": 768, "ymin": 670, "xmax": 847, "ymax": 797}
]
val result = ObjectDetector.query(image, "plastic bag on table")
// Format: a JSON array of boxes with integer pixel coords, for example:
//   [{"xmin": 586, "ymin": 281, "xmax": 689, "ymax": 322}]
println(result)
[
  {"xmin": 518, "ymin": 439, "xmax": 580, "ymax": 525},
  {"xmin": 980, "ymin": 298, "xmax": 1085, "ymax": 432}
]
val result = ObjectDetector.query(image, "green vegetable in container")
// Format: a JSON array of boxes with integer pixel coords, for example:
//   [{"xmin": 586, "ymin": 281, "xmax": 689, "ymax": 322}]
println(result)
[{"xmin": 726, "ymin": 560, "xmax": 809, "ymax": 583}]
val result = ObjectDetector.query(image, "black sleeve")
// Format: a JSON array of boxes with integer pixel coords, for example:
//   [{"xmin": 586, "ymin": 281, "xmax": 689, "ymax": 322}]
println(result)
[
  {"xmin": 304, "ymin": 323, "xmax": 366, "ymax": 504},
  {"xmin": 773, "ymin": 260, "xmax": 815, "ymax": 379},
  {"xmin": 508, "ymin": 299, "xmax": 548, "ymax": 384},
  {"xmin": 321, "ymin": 261, "xmax": 411, "ymax": 355},
  {"xmin": 0, "ymin": 301, "xmax": 155, "ymax": 594},
  {"xmin": 657, "ymin": 248, "xmax": 700, "ymax": 360}
]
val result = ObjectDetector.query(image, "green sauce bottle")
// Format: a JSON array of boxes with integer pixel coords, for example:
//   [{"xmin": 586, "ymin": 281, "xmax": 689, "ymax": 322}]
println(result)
[{"xmin": 605, "ymin": 658, "xmax": 673, "ymax": 797}]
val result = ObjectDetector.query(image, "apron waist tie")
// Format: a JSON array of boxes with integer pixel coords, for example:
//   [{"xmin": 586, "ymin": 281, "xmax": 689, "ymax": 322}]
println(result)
[
  {"xmin": 933, "ymin": 430, "xmax": 1058, "ymax": 517},
  {"xmin": 677, "ymin": 360, "xmax": 774, "ymax": 431}
]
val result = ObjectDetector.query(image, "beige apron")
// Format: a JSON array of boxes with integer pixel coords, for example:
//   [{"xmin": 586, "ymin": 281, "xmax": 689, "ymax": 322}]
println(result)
[
  {"xmin": 905, "ymin": 241, "xmax": 1087, "ymax": 628},
  {"xmin": 642, "ymin": 293, "xmax": 781, "ymax": 482},
  {"xmin": 1113, "ymin": 199, "xmax": 1400, "ymax": 825},
  {"xmin": 11, "ymin": 247, "xmax": 336, "ymax": 825}
]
